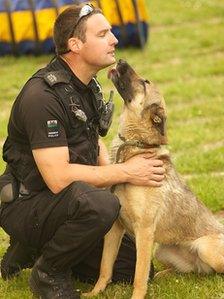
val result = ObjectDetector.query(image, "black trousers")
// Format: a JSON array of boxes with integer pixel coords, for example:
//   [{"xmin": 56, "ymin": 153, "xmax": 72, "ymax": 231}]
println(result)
[{"xmin": 0, "ymin": 181, "xmax": 138, "ymax": 283}]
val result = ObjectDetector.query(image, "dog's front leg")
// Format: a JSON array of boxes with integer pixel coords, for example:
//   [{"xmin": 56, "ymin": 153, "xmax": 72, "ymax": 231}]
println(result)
[
  {"xmin": 131, "ymin": 227, "xmax": 154, "ymax": 299},
  {"xmin": 83, "ymin": 220, "xmax": 125, "ymax": 297}
]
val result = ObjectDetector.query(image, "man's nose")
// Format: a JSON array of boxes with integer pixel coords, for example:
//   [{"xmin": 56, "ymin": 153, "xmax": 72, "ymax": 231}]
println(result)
[{"xmin": 110, "ymin": 31, "xmax": 118, "ymax": 46}]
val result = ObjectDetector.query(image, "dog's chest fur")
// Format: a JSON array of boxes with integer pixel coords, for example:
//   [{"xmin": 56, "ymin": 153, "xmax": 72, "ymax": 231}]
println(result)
[{"xmin": 112, "ymin": 143, "xmax": 224, "ymax": 245}]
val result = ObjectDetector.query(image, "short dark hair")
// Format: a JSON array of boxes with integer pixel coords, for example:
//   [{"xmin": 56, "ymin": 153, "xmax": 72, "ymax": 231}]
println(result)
[{"xmin": 53, "ymin": 4, "xmax": 102, "ymax": 55}]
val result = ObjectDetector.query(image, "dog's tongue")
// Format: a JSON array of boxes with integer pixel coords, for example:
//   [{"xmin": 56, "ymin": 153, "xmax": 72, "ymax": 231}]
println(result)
[{"xmin": 108, "ymin": 67, "xmax": 118, "ymax": 79}]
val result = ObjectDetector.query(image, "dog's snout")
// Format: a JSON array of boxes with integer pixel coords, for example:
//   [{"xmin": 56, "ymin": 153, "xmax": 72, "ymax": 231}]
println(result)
[
  {"xmin": 110, "ymin": 60, "xmax": 140, "ymax": 104},
  {"xmin": 117, "ymin": 59, "xmax": 129, "ymax": 75},
  {"xmin": 118, "ymin": 59, "xmax": 126, "ymax": 65}
]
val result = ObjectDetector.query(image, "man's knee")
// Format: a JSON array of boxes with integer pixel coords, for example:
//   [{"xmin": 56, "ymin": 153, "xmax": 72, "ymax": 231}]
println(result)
[
  {"xmin": 90, "ymin": 188, "xmax": 121, "ymax": 231},
  {"xmin": 67, "ymin": 181, "xmax": 120, "ymax": 231}
]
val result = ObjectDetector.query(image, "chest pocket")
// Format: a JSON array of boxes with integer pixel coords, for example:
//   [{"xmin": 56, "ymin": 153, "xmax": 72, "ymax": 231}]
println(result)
[
  {"xmin": 68, "ymin": 118, "xmax": 99, "ymax": 165},
  {"xmin": 65, "ymin": 94, "xmax": 94, "ymax": 143},
  {"xmin": 69, "ymin": 120, "xmax": 89, "ymax": 145},
  {"xmin": 61, "ymin": 86, "xmax": 99, "ymax": 165}
]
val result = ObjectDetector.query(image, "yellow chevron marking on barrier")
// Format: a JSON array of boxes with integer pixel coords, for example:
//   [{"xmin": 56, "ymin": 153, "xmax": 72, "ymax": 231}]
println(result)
[
  {"xmin": 0, "ymin": 13, "xmax": 11, "ymax": 42},
  {"xmin": 12, "ymin": 11, "xmax": 35, "ymax": 42},
  {"xmin": 36, "ymin": 8, "xmax": 57, "ymax": 41}
]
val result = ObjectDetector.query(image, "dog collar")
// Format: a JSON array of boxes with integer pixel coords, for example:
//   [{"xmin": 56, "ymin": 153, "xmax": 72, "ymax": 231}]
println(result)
[{"xmin": 116, "ymin": 134, "xmax": 160, "ymax": 163}]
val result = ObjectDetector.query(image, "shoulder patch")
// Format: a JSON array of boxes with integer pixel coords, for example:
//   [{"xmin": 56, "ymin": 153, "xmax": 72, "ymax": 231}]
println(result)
[
  {"xmin": 44, "ymin": 71, "xmax": 71, "ymax": 87},
  {"xmin": 46, "ymin": 120, "xmax": 59, "ymax": 138}
]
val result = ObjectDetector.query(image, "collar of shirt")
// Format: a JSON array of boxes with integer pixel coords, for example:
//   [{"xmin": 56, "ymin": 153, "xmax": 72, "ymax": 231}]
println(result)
[
  {"xmin": 54, "ymin": 57, "xmax": 100, "ymax": 121},
  {"xmin": 57, "ymin": 57, "xmax": 95, "ymax": 92}
]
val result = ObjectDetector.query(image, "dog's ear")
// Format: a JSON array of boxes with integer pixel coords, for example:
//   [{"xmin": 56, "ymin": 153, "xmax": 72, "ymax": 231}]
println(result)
[
  {"xmin": 150, "ymin": 103, "xmax": 166, "ymax": 136},
  {"xmin": 142, "ymin": 103, "xmax": 166, "ymax": 136}
]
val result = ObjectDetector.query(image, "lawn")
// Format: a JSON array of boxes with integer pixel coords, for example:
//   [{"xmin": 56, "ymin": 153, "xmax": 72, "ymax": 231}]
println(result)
[{"xmin": 0, "ymin": 0, "xmax": 224, "ymax": 298}]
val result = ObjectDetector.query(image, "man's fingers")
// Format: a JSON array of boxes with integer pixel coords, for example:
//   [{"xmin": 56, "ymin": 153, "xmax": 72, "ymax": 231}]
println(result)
[
  {"xmin": 148, "ymin": 180, "xmax": 163, "ymax": 187},
  {"xmin": 150, "ymin": 174, "xmax": 165, "ymax": 182},
  {"xmin": 152, "ymin": 166, "xmax": 165, "ymax": 175},
  {"xmin": 142, "ymin": 158, "xmax": 164, "ymax": 168}
]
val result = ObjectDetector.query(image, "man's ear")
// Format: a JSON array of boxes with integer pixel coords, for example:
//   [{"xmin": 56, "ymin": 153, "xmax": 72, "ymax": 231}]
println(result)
[{"xmin": 67, "ymin": 37, "xmax": 83, "ymax": 53}]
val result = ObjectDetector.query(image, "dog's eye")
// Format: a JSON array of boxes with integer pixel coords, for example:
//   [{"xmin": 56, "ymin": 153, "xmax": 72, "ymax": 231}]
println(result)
[{"xmin": 144, "ymin": 79, "xmax": 150, "ymax": 84}]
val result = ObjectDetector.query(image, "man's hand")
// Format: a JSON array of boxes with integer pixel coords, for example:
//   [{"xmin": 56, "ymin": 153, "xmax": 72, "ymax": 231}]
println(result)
[{"xmin": 122, "ymin": 153, "xmax": 165, "ymax": 187}]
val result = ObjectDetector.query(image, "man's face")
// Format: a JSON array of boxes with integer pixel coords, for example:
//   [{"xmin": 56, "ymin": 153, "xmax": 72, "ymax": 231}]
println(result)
[{"xmin": 79, "ymin": 14, "xmax": 118, "ymax": 70}]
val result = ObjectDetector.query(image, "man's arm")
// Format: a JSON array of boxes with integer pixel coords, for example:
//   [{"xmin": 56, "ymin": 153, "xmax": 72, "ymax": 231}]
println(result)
[{"xmin": 32, "ymin": 146, "xmax": 165, "ymax": 194}]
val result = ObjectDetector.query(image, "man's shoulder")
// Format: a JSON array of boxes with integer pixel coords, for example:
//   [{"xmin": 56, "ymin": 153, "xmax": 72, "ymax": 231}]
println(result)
[
  {"xmin": 16, "ymin": 58, "xmax": 74, "ymax": 110},
  {"xmin": 15, "ymin": 76, "xmax": 57, "ymax": 112},
  {"xmin": 20, "ymin": 77, "xmax": 53, "ymax": 101}
]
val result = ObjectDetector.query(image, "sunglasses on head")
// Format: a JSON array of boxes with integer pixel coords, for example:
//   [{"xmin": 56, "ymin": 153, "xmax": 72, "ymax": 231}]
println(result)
[{"xmin": 69, "ymin": 3, "xmax": 94, "ymax": 38}]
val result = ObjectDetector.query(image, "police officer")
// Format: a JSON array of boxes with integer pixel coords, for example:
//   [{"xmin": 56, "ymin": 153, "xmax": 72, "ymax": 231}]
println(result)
[{"xmin": 0, "ymin": 4, "xmax": 165, "ymax": 299}]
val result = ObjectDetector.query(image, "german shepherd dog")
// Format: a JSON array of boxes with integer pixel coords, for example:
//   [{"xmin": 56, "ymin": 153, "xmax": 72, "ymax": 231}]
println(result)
[{"xmin": 84, "ymin": 60, "xmax": 224, "ymax": 299}]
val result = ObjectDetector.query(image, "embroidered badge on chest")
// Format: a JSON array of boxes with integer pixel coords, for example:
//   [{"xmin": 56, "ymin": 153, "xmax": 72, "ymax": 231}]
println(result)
[{"xmin": 47, "ymin": 120, "xmax": 59, "ymax": 138}]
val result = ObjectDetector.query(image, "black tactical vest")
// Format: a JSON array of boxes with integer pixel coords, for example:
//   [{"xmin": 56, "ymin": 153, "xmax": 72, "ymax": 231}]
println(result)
[{"xmin": 2, "ymin": 58, "xmax": 108, "ymax": 192}]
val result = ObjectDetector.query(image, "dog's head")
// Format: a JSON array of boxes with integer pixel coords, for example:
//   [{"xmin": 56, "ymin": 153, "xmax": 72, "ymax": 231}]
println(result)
[{"xmin": 108, "ymin": 59, "xmax": 167, "ymax": 145}]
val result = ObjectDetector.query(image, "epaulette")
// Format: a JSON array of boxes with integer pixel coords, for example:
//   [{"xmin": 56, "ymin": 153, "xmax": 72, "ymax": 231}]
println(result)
[{"xmin": 43, "ymin": 70, "xmax": 71, "ymax": 87}]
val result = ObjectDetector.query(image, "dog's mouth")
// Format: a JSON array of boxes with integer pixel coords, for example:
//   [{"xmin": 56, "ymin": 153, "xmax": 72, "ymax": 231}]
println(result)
[
  {"xmin": 108, "ymin": 59, "xmax": 131, "ymax": 79},
  {"xmin": 108, "ymin": 67, "xmax": 118, "ymax": 79},
  {"xmin": 108, "ymin": 59, "xmax": 129, "ymax": 78},
  {"xmin": 108, "ymin": 59, "xmax": 136, "ymax": 103}
]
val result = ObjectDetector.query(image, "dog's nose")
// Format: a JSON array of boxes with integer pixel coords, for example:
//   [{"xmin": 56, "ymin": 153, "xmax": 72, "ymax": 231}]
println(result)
[
  {"xmin": 118, "ymin": 59, "xmax": 126, "ymax": 65},
  {"xmin": 117, "ymin": 59, "xmax": 128, "ymax": 75}
]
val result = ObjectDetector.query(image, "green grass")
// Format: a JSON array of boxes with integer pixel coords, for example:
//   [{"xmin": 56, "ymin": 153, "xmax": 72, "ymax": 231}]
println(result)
[{"xmin": 0, "ymin": 0, "xmax": 224, "ymax": 298}]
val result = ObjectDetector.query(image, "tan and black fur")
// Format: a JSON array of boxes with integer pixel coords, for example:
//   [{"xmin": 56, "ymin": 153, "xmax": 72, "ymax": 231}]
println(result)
[{"xmin": 84, "ymin": 60, "xmax": 224, "ymax": 299}]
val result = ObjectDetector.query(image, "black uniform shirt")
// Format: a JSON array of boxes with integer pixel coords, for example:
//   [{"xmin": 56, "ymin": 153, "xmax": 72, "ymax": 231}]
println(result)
[{"xmin": 3, "ymin": 57, "xmax": 101, "ymax": 192}]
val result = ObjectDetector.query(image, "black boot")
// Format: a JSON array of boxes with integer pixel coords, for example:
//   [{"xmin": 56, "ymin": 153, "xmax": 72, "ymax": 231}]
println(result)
[
  {"xmin": 29, "ymin": 256, "xmax": 80, "ymax": 299},
  {"xmin": 1, "ymin": 237, "xmax": 37, "ymax": 280}
]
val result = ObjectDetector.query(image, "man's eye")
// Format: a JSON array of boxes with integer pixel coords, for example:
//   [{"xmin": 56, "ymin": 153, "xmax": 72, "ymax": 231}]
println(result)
[{"xmin": 98, "ymin": 32, "xmax": 106, "ymax": 37}]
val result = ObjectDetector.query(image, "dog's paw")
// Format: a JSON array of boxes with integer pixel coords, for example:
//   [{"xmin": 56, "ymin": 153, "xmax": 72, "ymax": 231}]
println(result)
[{"xmin": 82, "ymin": 279, "xmax": 109, "ymax": 297}]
